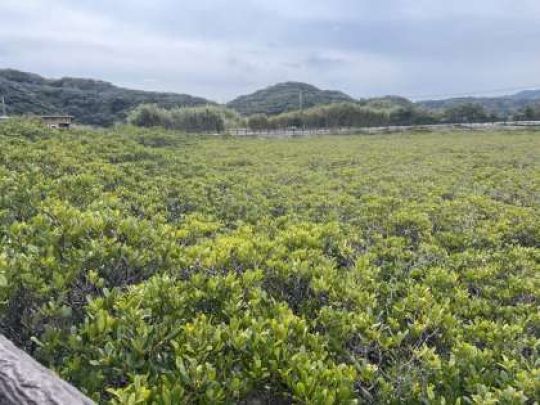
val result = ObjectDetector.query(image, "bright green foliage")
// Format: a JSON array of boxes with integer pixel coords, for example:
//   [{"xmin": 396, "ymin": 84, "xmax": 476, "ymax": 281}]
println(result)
[{"xmin": 0, "ymin": 120, "xmax": 539, "ymax": 404}]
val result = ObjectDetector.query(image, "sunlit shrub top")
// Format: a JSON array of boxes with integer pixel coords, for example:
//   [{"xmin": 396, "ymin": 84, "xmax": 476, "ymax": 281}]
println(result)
[{"xmin": 0, "ymin": 122, "xmax": 538, "ymax": 404}]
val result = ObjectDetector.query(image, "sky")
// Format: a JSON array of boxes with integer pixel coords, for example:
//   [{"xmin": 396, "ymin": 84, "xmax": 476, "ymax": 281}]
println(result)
[{"xmin": 2, "ymin": 0, "xmax": 540, "ymax": 102}]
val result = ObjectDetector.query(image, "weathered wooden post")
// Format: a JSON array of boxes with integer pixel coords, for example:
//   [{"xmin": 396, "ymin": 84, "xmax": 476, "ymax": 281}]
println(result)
[{"xmin": 0, "ymin": 335, "xmax": 95, "ymax": 404}]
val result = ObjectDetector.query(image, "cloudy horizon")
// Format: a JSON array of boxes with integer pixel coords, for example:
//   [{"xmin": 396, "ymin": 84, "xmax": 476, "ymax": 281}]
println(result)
[{"xmin": 2, "ymin": 0, "xmax": 540, "ymax": 102}]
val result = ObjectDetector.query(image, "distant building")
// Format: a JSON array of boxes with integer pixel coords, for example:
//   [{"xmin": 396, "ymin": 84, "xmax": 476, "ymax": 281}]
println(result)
[{"xmin": 40, "ymin": 115, "xmax": 74, "ymax": 129}]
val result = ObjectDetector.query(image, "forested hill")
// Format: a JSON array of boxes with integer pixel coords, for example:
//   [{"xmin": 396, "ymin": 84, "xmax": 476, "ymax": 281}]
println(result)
[
  {"xmin": 418, "ymin": 90, "xmax": 540, "ymax": 116},
  {"xmin": 0, "ymin": 69, "xmax": 213, "ymax": 126},
  {"xmin": 3, "ymin": 68, "xmax": 540, "ymax": 126},
  {"xmin": 227, "ymin": 82, "xmax": 355, "ymax": 115}
]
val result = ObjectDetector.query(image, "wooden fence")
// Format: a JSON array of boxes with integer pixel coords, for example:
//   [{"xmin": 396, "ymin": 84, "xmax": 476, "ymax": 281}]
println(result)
[{"xmin": 226, "ymin": 121, "xmax": 540, "ymax": 137}]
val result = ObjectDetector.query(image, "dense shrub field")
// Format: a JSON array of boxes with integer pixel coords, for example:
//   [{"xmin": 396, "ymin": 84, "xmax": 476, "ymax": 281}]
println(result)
[{"xmin": 0, "ymin": 120, "xmax": 538, "ymax": 404}]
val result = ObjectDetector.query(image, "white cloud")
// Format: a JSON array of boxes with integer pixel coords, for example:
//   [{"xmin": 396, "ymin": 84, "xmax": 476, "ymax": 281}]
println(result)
[
  {"xmin": 398, "ymin": 0, "xmax": 540, "ymax": 20},
  {"xmin": 1, "ymin": 0, "xmax": 540, "ymax": 101}
]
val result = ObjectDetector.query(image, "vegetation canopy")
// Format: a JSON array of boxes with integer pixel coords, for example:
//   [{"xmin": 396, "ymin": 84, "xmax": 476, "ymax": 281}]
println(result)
[
  {"xmin": 127, "ymin": 104, "xmax": 244, "ymax": 133},
  {"xmin": 0, "ymin": 120, "xmax": 538, "ymax": 404},
  {"xmin": 0, "ymin": 69, "xmax": 213, "ymax": 127},
  {"xmin": 4, "ymin": 69, "xmax": 540, "ymax": 129}
]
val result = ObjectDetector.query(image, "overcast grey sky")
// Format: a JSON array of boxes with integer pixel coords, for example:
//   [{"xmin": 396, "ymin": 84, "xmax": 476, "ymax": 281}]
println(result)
[{"xmin": 2, "ymin": 0, "xmax": 540, "ymax": 102}]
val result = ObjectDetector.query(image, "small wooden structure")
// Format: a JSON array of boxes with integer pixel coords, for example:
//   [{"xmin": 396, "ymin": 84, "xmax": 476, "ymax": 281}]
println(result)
[
  {"xmin": 0, "ymin": 334, "xmax": 94, "ymax": 404},
  {"xmin": 40, "ymin": 115, "xmax": 74, "ymax": 129}
]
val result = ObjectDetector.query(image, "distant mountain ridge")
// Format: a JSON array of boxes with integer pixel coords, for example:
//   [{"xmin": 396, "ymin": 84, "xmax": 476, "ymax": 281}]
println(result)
[
  {"xmin": 2, "ymin": 69, "xmax": 540, "ymax": 126},
  {"xmin": 418, "ymin": 90, "xmax": 540, "ymax": 116},
  {"xmin": 0, "ymin": 69, "xmax": 213, "ymax": 126},
  {"xmin": 227, "ymin": 82, "xmax": 355, "ymax": 115},
  {"xmin": 510, "ymin": 89, "xmax": 540, "ymax": 100}
]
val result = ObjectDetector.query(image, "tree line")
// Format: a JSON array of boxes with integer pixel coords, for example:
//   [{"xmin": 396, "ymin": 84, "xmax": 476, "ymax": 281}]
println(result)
[
  {"xmin": 127, "ymin": 104, "xmax": 244, "ymax": 133},
  {"xmin": 246, "ymin": 102, "xmax": 500, "ymax": 131},
  {"xmin": 128, "ymin": 102, "xmax": 540, "ymax": 133}
]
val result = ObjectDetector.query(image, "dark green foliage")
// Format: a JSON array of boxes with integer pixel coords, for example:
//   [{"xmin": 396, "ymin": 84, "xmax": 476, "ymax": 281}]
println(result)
[
  {"xmin": 442, "ymin": 103, "xmax": 490, "ymax": 123},
  {"xmin": 4, "ymin": 69, "xmax": 540, "ymax": 129},
  {"xmin": 128, "ymin": 104, "xmax": 244, "ymax": 133},
  {"xmin": 245, "ymin": 102, "xmax": 437, "ymax": 130},
  {"xmin": 0, "ymin": 121, "xmax": 539, "ymax": 404},
  {"xmin": 227, "ymin": 82, "xmax": 354, "ymax": 115},
  {"xmin": 418, "ymin": 90, "xmax": 540, "ymax": 119},
  {"xmin": 126, "ymin": 104, "xmax": 164, "ymax": 128},
  {"xmin": 0, "ymin": 69, "xmax": 212, "ymax": 127},
  {"xmin": 247, "ymin": 114, "xmax": 270, "ymax": 131},
  {"xmin": 515, "ymin": 104, "xmax": 540, "ymax": 121}
]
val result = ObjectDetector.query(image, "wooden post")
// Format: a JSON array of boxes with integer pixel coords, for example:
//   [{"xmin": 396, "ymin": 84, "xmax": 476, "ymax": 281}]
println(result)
[{"xmin": 0, "ymin": 335, "xmax": 95, "ymax": 404}]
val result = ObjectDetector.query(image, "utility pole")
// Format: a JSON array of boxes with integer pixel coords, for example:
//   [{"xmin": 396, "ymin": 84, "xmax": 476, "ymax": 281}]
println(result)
[
  {"xmin": 1, "ymin": 96, "xmax": 6, "ymax": 117},
  {"xmin": 299, "ymin": 90, "xmax": 305, "ymax": 130}
]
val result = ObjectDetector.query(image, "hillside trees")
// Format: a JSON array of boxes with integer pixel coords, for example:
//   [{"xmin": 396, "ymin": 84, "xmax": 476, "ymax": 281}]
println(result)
[
  {"xmin": 0, "ymin": 69, "xmax": 212, "ymax": 126},
  {"xmin": 227, "ymin": 82, "xmax": 354, "ymax": 115},
  {"xmin": 128, "ymin": 104, "xmax": 244, "ymax": 133},
  {"xmin": 442, "ymin": 103, "xmax": 490, "ymax": 123},
  {"xmin": 247, "ymin": 114, "xmax": 270, "ymax": 131},
  {"xmin": 127, "ymin": 104, "xmax": 163, "ymax": 128},
  {"xmin": 515, "ymin": 104, "xmax": 540, "ymax": 121},
  {"xmin": 244, "ymin": 103, "xmax": 440, "ymax": 131}
]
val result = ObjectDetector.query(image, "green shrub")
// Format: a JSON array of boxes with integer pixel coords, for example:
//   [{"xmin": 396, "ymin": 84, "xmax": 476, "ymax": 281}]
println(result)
[{"xmin": 0, "ymin": 123, "xmax": 538, "ymax": 403}]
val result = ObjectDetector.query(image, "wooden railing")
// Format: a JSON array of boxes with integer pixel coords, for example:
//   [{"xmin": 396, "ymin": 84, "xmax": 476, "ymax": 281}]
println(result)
[
  {"xmin": 0, "ymin": 334, "xmax": 95, "ymax": 404},
  {"xmin": 226, "ymin": 120, "xmax": 540, "ymax": 137}
]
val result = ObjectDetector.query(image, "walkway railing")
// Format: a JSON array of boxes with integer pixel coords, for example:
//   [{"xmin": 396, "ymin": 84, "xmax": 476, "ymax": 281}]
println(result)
[{"xmin": 226, "ymin": 120, "xmax": 540, "ymax": 137}]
